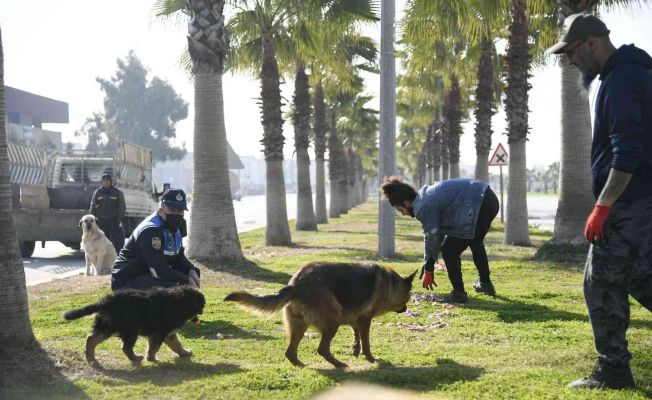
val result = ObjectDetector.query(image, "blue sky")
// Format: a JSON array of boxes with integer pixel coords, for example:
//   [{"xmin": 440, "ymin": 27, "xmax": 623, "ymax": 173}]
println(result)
[{"xmin": 2, "ymin": 0, "xmax": 652, "ymax": 169}]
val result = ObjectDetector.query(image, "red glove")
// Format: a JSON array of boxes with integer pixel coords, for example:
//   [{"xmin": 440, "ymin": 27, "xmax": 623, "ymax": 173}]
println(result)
[
  {"xmin": 584, "ymin": 204, "xmax": 611, "ymax": 243},
  {"xmin": 422, "ymin": 271, "xmax": 437, "ymax": 290}
]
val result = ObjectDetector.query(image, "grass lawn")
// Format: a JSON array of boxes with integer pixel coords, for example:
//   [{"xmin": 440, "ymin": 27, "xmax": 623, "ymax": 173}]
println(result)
[{"xmin": 6, "ymin": 200, "xmax": 651, "ymax": 399}]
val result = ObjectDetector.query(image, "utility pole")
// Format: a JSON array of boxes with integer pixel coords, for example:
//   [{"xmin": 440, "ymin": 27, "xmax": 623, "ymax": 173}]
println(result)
[{"xmin": 378, "ymin": 0, "xmax": 396, "ymax": 257}]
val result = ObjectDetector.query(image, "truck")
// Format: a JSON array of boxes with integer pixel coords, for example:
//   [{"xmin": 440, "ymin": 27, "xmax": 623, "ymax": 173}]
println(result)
[{"xmin": 9, "ymin": 141, "xmax": 160, "ymax": 258}]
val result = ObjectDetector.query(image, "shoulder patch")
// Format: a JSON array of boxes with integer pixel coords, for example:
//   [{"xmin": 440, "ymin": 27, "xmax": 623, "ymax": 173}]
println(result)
[{"xmin": 151, "ymin": 237, "xmax": 162, "ymax": 250}]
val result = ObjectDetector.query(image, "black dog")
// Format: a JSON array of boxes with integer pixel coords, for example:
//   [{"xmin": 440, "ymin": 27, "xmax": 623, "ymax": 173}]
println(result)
[{"xmin": 64, "ymin": 286, "xmax": 205, "ymax": 365}]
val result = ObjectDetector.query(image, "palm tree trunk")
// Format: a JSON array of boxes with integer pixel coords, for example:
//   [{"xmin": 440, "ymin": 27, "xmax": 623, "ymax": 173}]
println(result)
[
  {"xmin": 0, "ymin": 28, "xmax": 35, "ymax": 348},
  {"xmin": 445, "ymin": 76, "xmax": 462, "ymax": 179},
  {"xmin": 441, "ymin": 139, "xmax": 449, "ymax": 181},
  {"xmin": 431, "ymin": 123, "xmax": 442, "ymax": 182},
  {"xmin": 189, "ymin": 73, "xmax": 243, "ymax": 261},
  {"xmin": 315, "ymin": 159, "xmax": 327, "ymax": 223},
  {"xmin": 474, "ymin": 153, "xmax": 489, "ymax": 182},
  {"xmin": 186, "ymin": 0, "xmax": 244, "ymax": 261},
  {"xmin": 260, "ymin": 32, "xmax": 291, "ymax": 245},
  {"xmin": 552, "ymin": 2, "xmax": 597, "ymax": 241},
  {"xmin": 293, "ymin": 63, "xmax": 316, "ymax": 231},
  {"xmin": 474, "ymin": 37, "xmax": 494, "ymax": 183},
  {"xmin": 506, "ymin": 139, "xmax": 530, "ymax": 244},
  {"xmin": 329, "ymin": 176, "xmax": 341, "ymax": 218},
  {"xmin": 504, "ymin": 0, "xmax": 530, "ymax": 245},
  {"xmin": 554, "ymin": 58, "xmax": 594, "ymax": 241},
  {"xmin": 312, "ymin": 82, "xmax": 328, "ymax": 223},
  {"xmin": 356, "ymin": 154, "xmax": 365, "ymax": 204},
  {"xmin": 328, "ymin": 112, "xmax": 344, "ymax": 218}
]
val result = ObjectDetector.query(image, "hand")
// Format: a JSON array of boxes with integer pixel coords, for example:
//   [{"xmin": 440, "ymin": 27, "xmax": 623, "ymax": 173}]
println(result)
[
  {"xmin": 188, "ymin": 269, "xmax": 200, "ymax": 289},
  {"xmin": 584, "ymin": 204, "xmax": 611, "ymax": 243},
  {"xmin": 422, "ymin": 271, "xmax": 437, "ymax": 290}
]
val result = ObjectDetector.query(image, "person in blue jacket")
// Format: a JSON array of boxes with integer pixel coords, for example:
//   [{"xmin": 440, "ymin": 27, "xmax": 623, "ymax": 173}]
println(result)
[
  {"xmin": 111, "ymin": 188, "xmax": 200, "ymax": 291},
  {"xmin": 547, "ymin": 13, "xmax": 652, "ymax": 390},
  {"xmin": 380, "ymin": 176, "xmax": 499, "ymax": 304}
]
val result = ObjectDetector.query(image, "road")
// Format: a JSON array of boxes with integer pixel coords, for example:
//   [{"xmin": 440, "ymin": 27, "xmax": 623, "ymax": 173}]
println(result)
[{"xmin": 24, "ymin": 193, "xmax": 557, "ymax": 286}]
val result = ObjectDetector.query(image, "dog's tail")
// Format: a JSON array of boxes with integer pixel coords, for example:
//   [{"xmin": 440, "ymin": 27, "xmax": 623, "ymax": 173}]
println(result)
[
  {"xmin": 224, "ymin": 285, "xmax": 295, "ymax": 315},
  {"xmin": 63, "ymin": 303, "xmax": 103, "ymax": 320}
]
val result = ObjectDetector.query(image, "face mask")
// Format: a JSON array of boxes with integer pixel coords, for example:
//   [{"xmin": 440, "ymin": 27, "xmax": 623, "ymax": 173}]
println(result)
[{"xmin": 163, "ymin": 213, "xmax": 184, "ymax": 232}]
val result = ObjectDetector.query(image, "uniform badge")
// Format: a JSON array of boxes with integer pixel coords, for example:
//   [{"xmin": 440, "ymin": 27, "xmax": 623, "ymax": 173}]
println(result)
[
  {"xmin": 176, "ymin": 193, "xmax": 183, "ymax": 201},
  {"xmin": 151, "ymin": 237, "xmax": 162, "ymax": 250}
]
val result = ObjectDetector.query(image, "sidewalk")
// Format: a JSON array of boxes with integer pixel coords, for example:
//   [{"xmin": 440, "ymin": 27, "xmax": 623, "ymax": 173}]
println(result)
[{"xmin": 23, "ymin": 242, "xmax": 85, "ymax": 287}]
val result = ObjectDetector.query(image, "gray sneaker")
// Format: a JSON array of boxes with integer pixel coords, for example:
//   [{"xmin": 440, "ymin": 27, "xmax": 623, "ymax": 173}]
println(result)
[
  {"xmin": 441, "ymin": 290, "xmax": 468, "ymax": 304},
  {"xmin": 568, "ymin": 360, "xmax": 635, "ymax": 390},
  {"xmin": 473, "ymin": 280, "xmax": 496, "ymax": 296}
]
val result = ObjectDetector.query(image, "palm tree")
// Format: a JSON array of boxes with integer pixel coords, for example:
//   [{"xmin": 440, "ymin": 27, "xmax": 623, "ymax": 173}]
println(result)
[
  {"xmin": 227, "ymin": 0, "xmax": 295, "ymax": 245},
  {"xmin": 291, "ymin": 61, "xmax": 317, "ymax": 230},
  {"xmin": 326, "ymin": 101, "xmax": 347, "ymax": 217},
  {"xmin": 0, "ymin": 27, "xmax": 35, "ymax": 348},
  {"xmin": 229, "ymin": 0, "xmax": 377, "ymax": 242},
  {"xmin": 474, "ymin": 38, "xmax": 497, "ymax": 183},
  {"xmin": 312, "ymin": 80, "xmax": 329, "ymax": 223},
  {"xmin": 401, "ymin": 0, "xmax": 508, "ymax": 182},
  {"xmin": 504, "ymin": 0, "xmax": 531, "ymax": 245},
  {"xmin": 155, "ymin": 0, "xmax": 244, "ymax": 263},
  {"xmin": 552, "ymin": 0, "xmax": 637, "ymax": 241},
  {"xmin": 443, "ymin": 75, "xmax": 462, "ymax": 178},
  {"xmin": 338, "ymin": 93, "xmax": 379, "ymax": 207}
]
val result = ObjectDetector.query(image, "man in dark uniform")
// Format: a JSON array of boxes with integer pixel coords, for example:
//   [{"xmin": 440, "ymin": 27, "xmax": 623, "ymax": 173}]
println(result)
[
  {"xmin": 110, "ymin": 188, "xmax": 200, "ymax": 291},
  {"xmin": 90, "ymin": 173, "xmax": 126, "ymax": 253},
  {"xmin": 547, "ymin": 13, "xmax": 652, "ymax": 390}
]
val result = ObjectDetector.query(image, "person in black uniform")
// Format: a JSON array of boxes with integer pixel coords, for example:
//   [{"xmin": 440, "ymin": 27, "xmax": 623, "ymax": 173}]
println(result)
[
  {"xmin": 90, "ymin": 173, "xmax": 126, "ymax": 253},
  {"xmin": 110, "ymin": 188, "xmax": 200, "ymax": 291}
]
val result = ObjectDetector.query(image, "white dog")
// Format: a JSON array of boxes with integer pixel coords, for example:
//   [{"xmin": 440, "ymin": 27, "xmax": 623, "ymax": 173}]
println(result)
[{"xmin": 79, "ymin": 214, "xmax": 117, "ymax": 276}]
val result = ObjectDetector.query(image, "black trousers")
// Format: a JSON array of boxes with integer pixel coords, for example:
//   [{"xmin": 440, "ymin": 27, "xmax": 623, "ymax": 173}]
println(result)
[
  {"xmin": 441, "ymin": 187, "xmax": 500, "ymax": 293},
  {"xmin": 97, "ymin": 218, "xmax": 125, "ymax": 254}
]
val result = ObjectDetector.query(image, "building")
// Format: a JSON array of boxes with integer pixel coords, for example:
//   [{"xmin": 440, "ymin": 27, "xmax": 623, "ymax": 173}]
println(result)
[
  {"xmin": 235, "ymin": 155, "xmax": 329, "ymax": 196},
  {"xmin": 5, "ymin": 85, "xmax": 68, "ymax": 150},
  {"xmin": 152, "ymin": 147, "xmax": 244, "ymax": 195}
]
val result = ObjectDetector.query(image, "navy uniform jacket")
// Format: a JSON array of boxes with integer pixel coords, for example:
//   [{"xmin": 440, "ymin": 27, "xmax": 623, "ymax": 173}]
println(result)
[
  {"xmin": 90, "ymin": 185, "xmax": 126, "ymax": 221},
  {"xmin": 111, "ymin": 212, "xmax": 197, "ymax": 284},
  {"xmin": 593, "ymin": 44, "xmax": 652, "ymax": 202}
]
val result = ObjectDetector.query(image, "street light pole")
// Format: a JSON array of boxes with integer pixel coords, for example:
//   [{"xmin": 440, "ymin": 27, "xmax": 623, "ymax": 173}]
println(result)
[{"xmin": 378, "ymin": 0, "xmax": 396, "ymax": 258}]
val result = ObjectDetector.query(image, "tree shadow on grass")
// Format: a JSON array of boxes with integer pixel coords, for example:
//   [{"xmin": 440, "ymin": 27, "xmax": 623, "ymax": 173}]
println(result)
[
  {"xmin": 0, "ymin": 343, "xmax": 90, "ymax": 400},
  {"xmin": 99, "ymin": 361, "xmax": 242, "ymax": 385},
  {"xmin": 209, "ymin": 259, "xmax": 292, "ymax": 285},
  {"xmin": 467, "ymin": 295, "xmax": 652, "ymax": 329},
  {"xmin": 467, "ymin": 295, "xmax": 588, "ymax": 323},
  {"xmin": 317, "ymin": 358, "xmax": 483, "ymax": 392},
  {"xmin": 181, "ymin": 319, "xmax": 275, "ymax": 341}
]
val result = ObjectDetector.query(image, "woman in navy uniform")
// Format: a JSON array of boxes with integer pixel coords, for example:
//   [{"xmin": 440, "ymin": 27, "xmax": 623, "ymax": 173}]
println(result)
[{"xmin": 111, "ymin": 188, "xmax": 200, "ymax": 291}]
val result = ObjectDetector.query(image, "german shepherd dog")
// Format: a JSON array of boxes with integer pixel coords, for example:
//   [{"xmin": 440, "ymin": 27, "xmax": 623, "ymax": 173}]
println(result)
[
  {"xmin": 225, "ymin": 262, "xmax": 416, "ymax": 368},
  {"xmin": 63, "ymin": 287, "xmax": 205, "ymax": 366}
]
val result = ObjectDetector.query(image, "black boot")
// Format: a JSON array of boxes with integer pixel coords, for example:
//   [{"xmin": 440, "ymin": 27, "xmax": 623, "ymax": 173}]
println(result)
[
  {"xmin": 568, "ymin": 359, "xmax": 635, "ymax": 390},
  {"xmin": 473, "ymin": 280, "xmax": 496, "ymax": 296},
  {"xmin": 441, "ymin": 290, "xmax": 468, "ymax": 304}
]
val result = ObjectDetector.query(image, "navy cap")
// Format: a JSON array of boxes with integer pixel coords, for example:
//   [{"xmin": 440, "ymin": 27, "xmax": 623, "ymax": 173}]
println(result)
[
  {"xmin": 101, "ymin": 167, "xmax": 113, "ymax": 181},
  {"xmin": 161, "ymin": 188, "xmax": 188, "ymax": 210},
  {"xmin": 546, "ymin": 13, "xmax": 610, "ymax": 55}
]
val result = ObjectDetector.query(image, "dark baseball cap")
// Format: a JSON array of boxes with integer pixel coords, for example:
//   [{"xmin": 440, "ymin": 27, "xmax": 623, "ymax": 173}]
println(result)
[
  {"xmin": 546, "ymin": 13, "xmax": 610, "ymax": 55},
  {"xmin": 161, "ymin": 188, "xmax": 188, "ymax": 210}
]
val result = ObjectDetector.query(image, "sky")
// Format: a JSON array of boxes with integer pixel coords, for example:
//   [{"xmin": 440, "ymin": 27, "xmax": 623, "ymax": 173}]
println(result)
[{"xmin": 2, "ymin": 0, "xmax": 652, "ymax": 170}]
